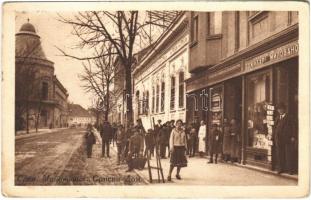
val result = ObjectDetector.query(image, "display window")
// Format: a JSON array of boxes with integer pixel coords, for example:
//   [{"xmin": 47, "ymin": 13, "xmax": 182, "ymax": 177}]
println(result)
[
  {"xmin": 246, "ymin": 69, "xmax": 273, "ymax": 150},
  {"xmin": 209, "ymin": 85, "xmax": 223, "ymax": 126}
]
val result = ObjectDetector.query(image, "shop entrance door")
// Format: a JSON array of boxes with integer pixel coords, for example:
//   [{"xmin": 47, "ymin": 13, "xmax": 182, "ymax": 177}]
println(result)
[
  {"xmin": 224, "ymin": 77, "xmax": 243, "ymax": 161},
  {"xmin": 273, "ymin": 57, "xmax": 298, "ymax": 173}
]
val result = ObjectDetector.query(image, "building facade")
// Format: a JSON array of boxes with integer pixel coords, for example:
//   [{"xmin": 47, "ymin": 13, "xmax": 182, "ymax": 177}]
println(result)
[
  {"xmin": 132, "ymin": 13, "xmax": 190, "ymax": 129},
  {"xmin": 186, "ymin": 11, "xmax": 298, "ymax": 171},
  {"xmin": 68, "ymin": 104, "xmax": 96, "ymax": 127},
  {"xmin": 15, "ymin": 22, "xmax": 69, "ymax": 131}
]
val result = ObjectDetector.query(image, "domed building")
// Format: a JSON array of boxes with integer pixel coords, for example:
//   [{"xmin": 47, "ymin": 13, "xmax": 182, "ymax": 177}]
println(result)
[{"xmin": 15, "ymin": 21, "xmax": 69, "ymax": 131}]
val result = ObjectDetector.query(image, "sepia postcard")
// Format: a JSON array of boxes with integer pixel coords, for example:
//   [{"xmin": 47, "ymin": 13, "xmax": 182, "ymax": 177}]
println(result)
[{"xmin": 1, "ymin": 1, "xmax": 310, "ymax": 198}]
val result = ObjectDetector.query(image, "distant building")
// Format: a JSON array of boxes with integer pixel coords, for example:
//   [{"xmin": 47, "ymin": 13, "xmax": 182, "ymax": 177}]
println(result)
[
  {"xmin": 15, "ymin": 21, "xmax": 69, "ymax": 131},
  {"xmin": 68, "ymin": 104, "xmax": 96, "ymax": 127}
]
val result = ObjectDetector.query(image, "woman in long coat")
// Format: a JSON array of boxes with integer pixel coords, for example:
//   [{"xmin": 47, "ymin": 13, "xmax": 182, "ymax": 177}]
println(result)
[
  {"xmin": 222, "ymin": 118, "xmax": 231, "ymax": 162},
  {"xmin": 229, "ymin": 119, "xmax": 240, "ymax": 163},
  {"xmin": 167, "ymin": 119, "xmax": 187, "ymax": 181},
  {"xmin": 198, "ymin": 120, "xmax": 206, "ymax": 156}
]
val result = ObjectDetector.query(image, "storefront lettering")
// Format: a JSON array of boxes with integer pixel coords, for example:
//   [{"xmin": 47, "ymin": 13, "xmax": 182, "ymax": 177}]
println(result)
[{"xmin": 244, "ymin": 41, "xmax": 298, "ymax": 72}]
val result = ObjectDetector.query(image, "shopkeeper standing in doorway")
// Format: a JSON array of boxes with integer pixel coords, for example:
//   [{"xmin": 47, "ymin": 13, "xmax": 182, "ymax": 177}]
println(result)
[{"xmin": 274, "ymin": 103, "xmax": 297, "ymax": 175}]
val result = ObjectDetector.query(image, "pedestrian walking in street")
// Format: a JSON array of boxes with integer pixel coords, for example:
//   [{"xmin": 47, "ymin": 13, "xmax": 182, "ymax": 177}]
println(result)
[
  {"xmin": 144, "ymin": 129, "xmax": 155, "ymax": 158},
  {"xmin": 208, "ymin": 124, "xmax": 223, "ymax": 164},
  {"xmin": 198, "ymin": 120, "xmax": 207, "ymax": 157},
  {"xmin": 167, "ymin": 119, "xmax": 187, "ymax": 181},
  {"xmin": 116, "ymin": 125, "xmax": 126, "ymax": 165},
  {"xmin": 85, "ymin": 124, "xmax": 96, "ymax": 158},
  {"xmin": 229, "ymin": 119, "xmax": 240, "ymax": 163},
  {"xmin": 100, "ymin": 121, "xmax": 112, "ymax": 158},
  {"xmin": 126, "ymin": 128, "xmax": 145, "ymax": 172},
  {"xmin": 222, "ymin": 118, "xmax": 231, "ymax": 162},
  {"xmin": 274, "ymin": 103, "xmax": 297, "ymax": 174}
]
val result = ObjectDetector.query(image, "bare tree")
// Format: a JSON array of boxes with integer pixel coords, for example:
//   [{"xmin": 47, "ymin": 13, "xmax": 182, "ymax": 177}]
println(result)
[
  {"xmin": 57, "ymin": 11, "xmax": 177, "ymax": 125},
  {"xmin": 79, "ymin": 44, "xmax": 120, "ymax": 121}
]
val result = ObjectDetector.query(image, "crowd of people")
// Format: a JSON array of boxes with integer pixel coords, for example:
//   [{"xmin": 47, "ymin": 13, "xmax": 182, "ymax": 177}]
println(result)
[
  {"xmin": 83, "ymin": 102, "xmax": 297, "ymax": 181},
  {"xmin": 83, "ymin": 117, "xmax": 244, "ymax": 181}
]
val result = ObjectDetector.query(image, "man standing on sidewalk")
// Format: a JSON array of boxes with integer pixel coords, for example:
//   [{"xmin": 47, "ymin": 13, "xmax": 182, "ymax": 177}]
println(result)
[
  {"xmin": 100, "ymin": 121, "xmax": 112, "ymax": 158},
  {"xmin": 274, "ymin": 103, "xmax": 296, "ymax": 174}
]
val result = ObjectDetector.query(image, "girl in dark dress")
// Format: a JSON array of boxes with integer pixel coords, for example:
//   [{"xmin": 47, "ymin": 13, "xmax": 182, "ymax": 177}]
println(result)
[{"xmin": 167, "ymin": 119, "xmax": 187, "ymax": 181}]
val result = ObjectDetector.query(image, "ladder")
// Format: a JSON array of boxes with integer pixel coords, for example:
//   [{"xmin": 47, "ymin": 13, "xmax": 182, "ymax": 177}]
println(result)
[{"xmin": 146, "ymin": 142, "xmax": 165, "ymax": 183}]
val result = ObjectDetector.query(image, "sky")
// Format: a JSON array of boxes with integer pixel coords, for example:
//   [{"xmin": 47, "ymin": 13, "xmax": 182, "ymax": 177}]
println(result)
[{"xmin": 16, "ymin": 11, "xmax": 93, "ymax": 109}]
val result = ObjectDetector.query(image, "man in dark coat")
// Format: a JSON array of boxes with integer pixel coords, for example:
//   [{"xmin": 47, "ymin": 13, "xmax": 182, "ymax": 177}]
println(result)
[
  {"xmin": 191, "ymin": 118, "xmax": 200, "ymax": 156},
  {"xmin": 159, "ymin": 123, "xmax": 168, "ymax": 158},
  {"xmin": 208, "ymin": 124, "xmax": 223, "ymax": 164},
  {"xmin": 100, "ymin": 121, "xmax": 112, "ymax": 158},
  {"xmin": 126, "ymin": 128, "xmax": 144, "ymax": 172},
  {"xmin": 144, "ymin": 129, "xmax": 155, "ymax": 157},
  {"xmin": 154, "ymin": 119, "xmax": 162, "ymax": 154},
  {"xmin": 274, "ymin": 103, "xmax": 296, "ymax": 174}
]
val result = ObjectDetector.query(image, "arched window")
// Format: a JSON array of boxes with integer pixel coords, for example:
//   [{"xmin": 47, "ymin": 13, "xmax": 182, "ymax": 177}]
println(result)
[
  {"xmin": 170, "ymin": 76, "xmax": 176, "ymax": 110},
  {"xmin": 152, "ymin": 87, "xmax": 155, "ymax": 113},
  {"xmin": 156, "ymin": 84, "xmax": 160, "ymax": 113},
  {"xmin": 179, "ymin": 71, "xmax": 185, "ymax": 108},
  {"xmin": 41, "ymin": 82, "xmax": 48, "ymax": 100},
  {"xmin": 145, "ymin": 91, "xmax": 149, "ymax": 114},
  {"xmin": 161, "ymin": 81, "xmax": 165, "ymax": 112},
  {"xmin": 136, "ymin": 91, "xmax": 140, "ymax": 115}
]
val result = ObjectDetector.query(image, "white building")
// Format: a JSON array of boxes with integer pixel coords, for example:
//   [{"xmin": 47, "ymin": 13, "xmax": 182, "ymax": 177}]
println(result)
[
  {"xmin": 68, "ymin": 104, "xmax": 96, "ymax": 127},
  {"xmin": 132, "ymin": 13, "xmax": 189, "ymax": 129}
]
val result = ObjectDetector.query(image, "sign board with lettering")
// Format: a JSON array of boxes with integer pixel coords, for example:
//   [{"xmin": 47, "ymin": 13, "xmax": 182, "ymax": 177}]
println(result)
[{"xmin": 244, "ymin": 41, "xmax": 298, "ymax": 73}]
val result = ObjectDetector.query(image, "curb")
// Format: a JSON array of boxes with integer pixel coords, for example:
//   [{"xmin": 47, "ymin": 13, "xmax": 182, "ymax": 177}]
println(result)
[
  {"xmin": 204, "ymin": 155, "xmax": 298, "ymax": 181},
  {"xmin": 232, "ymin": 162, "xmax": 298, "ymax": 181}
]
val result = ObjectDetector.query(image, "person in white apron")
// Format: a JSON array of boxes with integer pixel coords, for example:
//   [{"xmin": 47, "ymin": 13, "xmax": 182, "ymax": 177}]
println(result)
[{"xmin": 198, "ymin": 120, "xmax": 206, "ymax": 157}]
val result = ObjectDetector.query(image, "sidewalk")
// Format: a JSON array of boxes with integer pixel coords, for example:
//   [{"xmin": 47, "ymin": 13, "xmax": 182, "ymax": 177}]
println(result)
[
  {"xmin": 15, "ymin": 127, "xmax": 69, "ymax": 140},
  {"xmin": 134, "ymin": 155, "xmax": 298, "ymax": 185}
]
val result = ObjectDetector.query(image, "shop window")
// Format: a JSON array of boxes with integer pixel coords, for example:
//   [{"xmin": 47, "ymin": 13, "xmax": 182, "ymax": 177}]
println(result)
[
  {"xmin": 161, "ymin": 81, "xmax": 165, "ymax": 112},
  {"xmin": 170, "ymin": 76, "xmax": 176, "ymax": 110},
  {"xmin": 156, "ymin": 84, "xmax": 160, "ymax": 113},
  {"xmin": 246, "ymin": 70, "xmax": 272, "ymax": 150},
  {"xmin": 191, "ymin": 13, "xmax": 199, "ymax": 42},
  {"xmin": 178, "ymin": 72, "xmax": 185, "ymax": 108},
  {"xmin": 41, "ymin": 82, "xmax": 48, "ymax": 100},
  {"xmin": 209, "ymin": 86, "xmax": 223, "ymax": 126},
  {"xmin": 208, "ymin": 12, "xmax": 222, "ymax": 35}
]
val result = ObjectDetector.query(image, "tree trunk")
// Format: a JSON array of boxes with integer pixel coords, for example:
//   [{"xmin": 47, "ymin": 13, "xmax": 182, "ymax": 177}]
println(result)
[
  {"xmin": 105, "ymin": 80, "xmax": 110, "ymax": 122},
  {"xmin": 125, "ymin": 66, "xmax": 133, "ymax": 126}
]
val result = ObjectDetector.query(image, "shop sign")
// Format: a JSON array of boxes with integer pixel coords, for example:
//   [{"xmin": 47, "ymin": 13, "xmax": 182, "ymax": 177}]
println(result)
[{"xmin": 244, "ymin": 41, "xmax": 298, "ymax": 73}]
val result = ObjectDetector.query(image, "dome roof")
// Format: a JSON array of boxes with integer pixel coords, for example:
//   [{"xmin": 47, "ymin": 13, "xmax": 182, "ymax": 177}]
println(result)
[
  {"xmin": 20, "ymin": 22, "xmax": 36, "ymax": 33},
  {"xmin": 15, "ymin": 22, "xmax": 53, "ymax": 68}
]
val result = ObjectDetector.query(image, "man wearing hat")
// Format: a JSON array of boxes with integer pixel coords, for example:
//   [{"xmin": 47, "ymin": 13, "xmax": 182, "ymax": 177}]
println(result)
[{"xmin": 274, "ymin": 102, "xmax": 296, "ymax": 174}]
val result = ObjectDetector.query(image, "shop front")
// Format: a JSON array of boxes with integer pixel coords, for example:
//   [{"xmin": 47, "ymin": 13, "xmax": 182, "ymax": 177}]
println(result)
[{"xmin": 186, "ymin": 39, "xmax": 298, "ymax": 171}]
